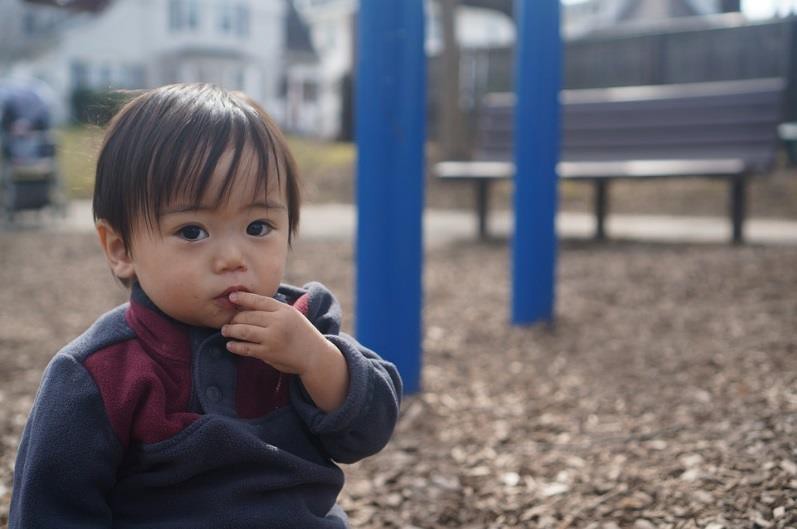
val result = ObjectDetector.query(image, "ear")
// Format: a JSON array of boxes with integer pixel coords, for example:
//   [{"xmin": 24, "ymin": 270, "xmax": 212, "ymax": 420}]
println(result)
[{"xmin": 96, "ymin": 220, "xmax": 136, "ymax": 280}]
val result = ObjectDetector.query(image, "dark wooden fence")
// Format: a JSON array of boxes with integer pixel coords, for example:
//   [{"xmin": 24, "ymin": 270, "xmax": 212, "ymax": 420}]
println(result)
[
  {"xmin": 565, "ymin": 15, "xmax": 791, "ymax": 89},
  {"xmin": 428, "ymin": 13, "xmax": 797, "ymax": 135}
]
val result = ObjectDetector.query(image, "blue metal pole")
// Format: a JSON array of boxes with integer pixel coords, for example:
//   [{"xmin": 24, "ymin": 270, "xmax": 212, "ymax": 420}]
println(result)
[
  {"xmin": 355, "ymin": 0, "xmax": 426, "ymax": 393},
  {"xmin": 512, "ymin": 0, "xmax": 562, "ymax": 325}
]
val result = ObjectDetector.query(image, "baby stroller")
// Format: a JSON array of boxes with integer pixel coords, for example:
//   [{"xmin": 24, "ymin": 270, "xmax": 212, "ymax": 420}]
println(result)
[
  {"xmin": 1, "ymin": 128, "xmax": 63, "ymax": 222},
  {"xmin": 1, "ymin": 85, "xmax": 64, "ymax": 222}
]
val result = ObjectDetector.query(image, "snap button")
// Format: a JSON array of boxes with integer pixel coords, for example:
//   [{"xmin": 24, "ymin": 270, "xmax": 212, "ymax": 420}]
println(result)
[{"xmin": 206, "ymin": 386, "xmax": 222, "ymax": 403}]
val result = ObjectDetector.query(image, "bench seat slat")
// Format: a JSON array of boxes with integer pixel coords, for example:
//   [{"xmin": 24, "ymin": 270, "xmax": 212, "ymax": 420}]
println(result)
[
  {"xmin": 434, "ymin": 159, "xmax": 747, "ymax": 180},
  {"xmin": 434, "ymin": 161, "xmax": 514, "ymax": 179},
  {"xmin": 434, "ymin": 159, "xmax": 748, "ymax": 180},
  {"xmin": 558, "ymin": 159, "xmax": 747, "ymax": 179}
]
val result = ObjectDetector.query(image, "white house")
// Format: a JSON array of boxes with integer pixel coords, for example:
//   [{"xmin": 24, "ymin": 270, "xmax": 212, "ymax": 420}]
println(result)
[
  {"xmin": 292, "ymin": 0, "xmax": 514, "ymax": 140},
  {"xmin": 278, "ymin": 0, "xmax": 321, "ymax": 135},
  {"xmin": 290, "ymin": 0, "xmax": 355, "ymax": 139},
  {"xmin": 7, "ymin": 0, "xmax": 289, "ymax": 124},
  {"xmin": 0, "ymin": 0, "xmax": 73, "ymax": 69}
]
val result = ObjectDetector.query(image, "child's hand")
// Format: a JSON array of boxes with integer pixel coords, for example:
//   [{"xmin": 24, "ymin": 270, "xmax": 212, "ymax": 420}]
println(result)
[
  {"xmin": 221, "ymin": 291, "xmax": 349, "ymax": 411},
  {"xmin": 222, "ymin": 291, "xmax": 334, "ymax": 374}
]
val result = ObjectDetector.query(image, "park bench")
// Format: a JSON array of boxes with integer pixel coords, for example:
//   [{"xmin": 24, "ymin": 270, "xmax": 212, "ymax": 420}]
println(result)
[{"xmin": 434, "ymin": 77, "xmax": 785, "ymax": 244}]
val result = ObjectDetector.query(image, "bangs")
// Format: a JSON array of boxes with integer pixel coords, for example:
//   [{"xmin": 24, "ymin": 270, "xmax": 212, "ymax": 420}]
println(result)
[
  {"xmin": 94, "ymin": 83, "xmax": 300, "ymax": 249},
  {"xmin": 143, "ymin": 94, "xmax": 281, "ymax": 226}
]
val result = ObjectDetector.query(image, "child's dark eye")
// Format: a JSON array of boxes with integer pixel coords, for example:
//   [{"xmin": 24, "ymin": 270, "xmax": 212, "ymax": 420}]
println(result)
[
  {"xmin": 177, "ymin": 225, "xmax": 208, "ymax": 241},
  {"xmin": 246, "ymin": 220, "xmax": 272, "ymax": 237}
]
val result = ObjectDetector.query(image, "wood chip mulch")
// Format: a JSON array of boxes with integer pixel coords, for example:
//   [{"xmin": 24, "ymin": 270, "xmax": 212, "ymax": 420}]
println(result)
[{"xmin": 1, "ymin": 232, "xmax": 795, "ymax": 528}]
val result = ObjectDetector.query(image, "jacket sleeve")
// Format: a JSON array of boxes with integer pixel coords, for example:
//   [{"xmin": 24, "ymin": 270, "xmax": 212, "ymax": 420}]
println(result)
[
  {"xmin": 290, "ymin": 282, "xmax": 403, "ymax": 464},
  {"xmin": 10, "ymin": 353, "xmax": 122, "ymax": 529}
]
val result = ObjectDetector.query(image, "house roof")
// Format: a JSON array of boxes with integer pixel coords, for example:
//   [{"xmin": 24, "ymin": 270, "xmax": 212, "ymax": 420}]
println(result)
[
  {"xmin": 23, "ymin": 0, "xmax": 109, "ymax": 12},
  {"xmin": 285, "ymin": 0, "xmax": 317, "ymax": 59}
]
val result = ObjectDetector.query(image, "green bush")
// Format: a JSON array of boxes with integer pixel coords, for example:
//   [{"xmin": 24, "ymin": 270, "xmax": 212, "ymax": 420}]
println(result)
[{"xmin": 71, "ymin": 88, "xmax": 132, "ymax": 126}]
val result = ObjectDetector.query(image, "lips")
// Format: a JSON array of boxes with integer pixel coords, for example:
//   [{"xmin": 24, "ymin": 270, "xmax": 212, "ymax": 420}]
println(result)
[
  {"xmin": 214, "ymin": 286, "xmax": 251, "ymax": 310},
  {"xmin": 219, "ymin": 285, "xmax": 251, "ymax": 298}
]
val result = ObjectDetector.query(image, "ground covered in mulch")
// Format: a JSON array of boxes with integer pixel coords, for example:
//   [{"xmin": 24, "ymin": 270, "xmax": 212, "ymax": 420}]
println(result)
[{"xmin": 0, "ymin": 231, "xmax": 795, "ymax": 528}]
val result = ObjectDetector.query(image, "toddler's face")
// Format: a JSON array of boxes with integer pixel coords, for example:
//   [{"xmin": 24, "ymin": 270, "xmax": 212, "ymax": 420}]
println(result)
[{"xmin": 123, "ymin": 149, "xmax": 291, "ymax": 329}]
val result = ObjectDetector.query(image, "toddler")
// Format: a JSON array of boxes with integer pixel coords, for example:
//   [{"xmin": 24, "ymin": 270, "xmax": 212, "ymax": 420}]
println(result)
[{"xmin": 9, "ymin": 84, "xmax": 402, "ymax": 528}]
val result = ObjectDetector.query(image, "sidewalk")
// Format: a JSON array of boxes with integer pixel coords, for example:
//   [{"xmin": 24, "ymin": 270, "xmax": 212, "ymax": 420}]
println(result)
[
  {"xmin": 301, "ymin": 205, "xmax": 797, "ymax": 246},
  {"xmin": 9, "ymin": 199, "xmax": 797, "ymax": 246}
]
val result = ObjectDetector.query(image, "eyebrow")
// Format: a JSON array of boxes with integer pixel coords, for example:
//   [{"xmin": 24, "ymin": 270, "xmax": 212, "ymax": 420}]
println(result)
[{"xmin": 161, "ymin": 200, "xmax": 287, "ymax": 215}]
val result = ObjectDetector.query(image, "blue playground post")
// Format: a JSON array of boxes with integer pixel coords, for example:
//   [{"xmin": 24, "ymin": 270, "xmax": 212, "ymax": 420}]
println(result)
[
  {"xmin": 355, "ymin": 0, "xmax": 426, "ymax": 393},
  {"xmin": 512, "ymin": 0, "xmax": 562, "ymax": 324}
]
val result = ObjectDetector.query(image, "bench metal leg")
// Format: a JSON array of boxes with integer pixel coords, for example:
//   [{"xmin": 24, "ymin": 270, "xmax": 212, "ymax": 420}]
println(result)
[
  {"xmin": 594, "ymin": 180, "xmax": 609, "ymax": 241},
  {"xmin": 730, "ymin": 176, "xmax": 747, "ymax": 245},
  {"xmin": 476, "ymin": 179, "xmax": 490, "ymax": 240}
]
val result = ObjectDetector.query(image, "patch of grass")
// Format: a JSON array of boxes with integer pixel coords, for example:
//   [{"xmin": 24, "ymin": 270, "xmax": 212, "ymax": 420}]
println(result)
[
  {"xmin": 56, "ymin": 125, "xmax": 104, "ymax": 199},
  {"xmin": 54, "ymin": 126, "xmax": 356, "ymax": 201},
  {"xmin": 287, "ymin": 136, "xmax": 354, "ymax": 175},
  {"xmin": 284, "ymin": 136, "xmax": 356, "ymax": 204}
]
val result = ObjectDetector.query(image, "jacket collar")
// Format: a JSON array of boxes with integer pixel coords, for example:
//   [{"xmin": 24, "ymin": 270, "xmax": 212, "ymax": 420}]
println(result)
[{"xmin": 125, "ymin": 282, "xmax": 215, "ymax": 364}]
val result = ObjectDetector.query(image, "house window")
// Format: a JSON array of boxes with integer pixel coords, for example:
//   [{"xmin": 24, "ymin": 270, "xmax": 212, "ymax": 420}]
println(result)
[
  {"xmin": 219, "ymin": 2, "xmax": 234, "ymax": 34},
  {"xmin": 23, "ymin": 12, "xmax": 36, "ymax": 36},
  {"xmin": 70, "ymin": 61, "xmax": 89, "ymax": 89},
  {"xmin": 120, "ymin": 64, "xmax": 147, "ymax": 88},
  {"xmin": 187, "ymin": 0, "xmax": 200, "ymax": 30},
  {"xmin": 99, "ymin": 65, "xmax": 112, "ymax": 87},
  {"xmin": 320, "ymin": 27, "xmax": 336, "ymax": 49},
  {"xmin": 235, "ymin": 4, "xmax": 250, "ymax": 37},
  {"xmin": 279, "ymin": 76, "xmax": 288, "ymax": 98},
  {"xmin": 170, "ymin": 0, "xmax": 200, "ymax": 32},
  {"xmin": 129, "ymin": 65, "xmax": 146, "ymax": 87},
  {"xmin": 169, "ymin": 0, "xmax": 183, "ymax": 31},
  {"xmin": 303, "ymin": 81, "xmax": 318, "ymax": 103}
]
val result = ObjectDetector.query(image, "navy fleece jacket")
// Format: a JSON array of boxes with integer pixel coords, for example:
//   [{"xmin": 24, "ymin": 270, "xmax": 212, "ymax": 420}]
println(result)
[{"xmin": 10, "ymin": 282, "xmax": 402, "ymax": 529}]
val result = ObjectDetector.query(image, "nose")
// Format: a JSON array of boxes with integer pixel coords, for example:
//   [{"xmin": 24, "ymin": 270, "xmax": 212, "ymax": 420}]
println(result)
[{"xmin": 212, "ymin": 238, "xmax": 247, "ymax": 274}]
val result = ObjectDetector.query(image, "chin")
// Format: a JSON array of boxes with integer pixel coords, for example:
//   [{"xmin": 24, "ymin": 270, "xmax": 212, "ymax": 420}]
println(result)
[
  {"xmin": 208, "ymin": 311, "xmax": 239, "ymax": 329},
  {"xmin": 193, "ymin": 315, "xmax": 228, "ymax": 330},
  {"xmin": 173, "ymin": 311, "xmax": 227, "ymax": 330}
]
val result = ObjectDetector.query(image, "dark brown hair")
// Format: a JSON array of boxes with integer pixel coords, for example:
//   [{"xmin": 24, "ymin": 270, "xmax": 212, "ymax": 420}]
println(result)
[{"xmin": 93, "ymin": 83, "xmax": 301, "ymax": 250}]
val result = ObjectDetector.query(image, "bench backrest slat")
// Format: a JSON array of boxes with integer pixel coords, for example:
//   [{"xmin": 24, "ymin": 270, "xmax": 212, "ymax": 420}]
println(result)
[{"xmin": 476, "ymin": 78, "xmax": 785, "ymax": 172}]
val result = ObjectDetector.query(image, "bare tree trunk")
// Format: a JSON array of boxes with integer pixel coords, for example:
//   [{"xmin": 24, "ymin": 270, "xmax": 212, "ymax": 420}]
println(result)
[{"xmin": 439, "ymin": 0, "xmax": 466, "ymax": 159}]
